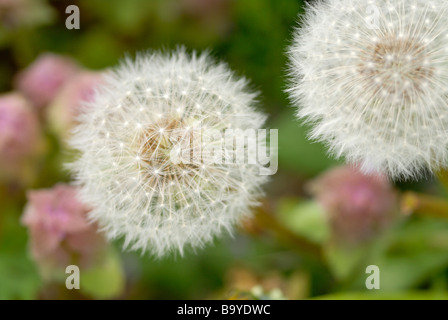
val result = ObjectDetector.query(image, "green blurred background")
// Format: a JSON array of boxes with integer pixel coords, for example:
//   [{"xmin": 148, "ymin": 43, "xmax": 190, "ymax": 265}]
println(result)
[{"xmin": 1, "ymin": 0, "xmax": 448, "ymax": 300}]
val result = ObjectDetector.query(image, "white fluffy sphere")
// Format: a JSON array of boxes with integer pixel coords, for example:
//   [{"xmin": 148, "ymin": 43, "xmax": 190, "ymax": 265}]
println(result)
[
  {"xmin": 69, "ymin": 49, "xmax": 268, "ymax": 256},
  {"xmin": 288, "ymin": 0, "xmax": 448, "ymax": 180}
]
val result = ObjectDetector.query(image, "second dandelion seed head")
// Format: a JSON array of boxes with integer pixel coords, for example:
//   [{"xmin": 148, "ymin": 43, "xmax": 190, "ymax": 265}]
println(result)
[{"xmin": 288, "ymin": 0, "xmax": 448, "ymax": 180}]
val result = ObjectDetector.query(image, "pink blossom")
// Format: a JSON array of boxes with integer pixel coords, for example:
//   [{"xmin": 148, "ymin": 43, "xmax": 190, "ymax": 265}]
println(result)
[
  {"xmin": 310, "ymin": 166, "xmax": 397, "ymax": 243},
  {"xmin": 15, "ymin": 53, "xmax": 79, "ymax": 109},
  {"xmin": 48, "ymin": 71, "xmax": 104, "ymax": 140},
  {"xmin": 22, "ymin": 184, "xmax": 106, "ymax": 271},
  {"xmin": 0, "ymin": 93, "xmax": 40, "ymax": 164}
]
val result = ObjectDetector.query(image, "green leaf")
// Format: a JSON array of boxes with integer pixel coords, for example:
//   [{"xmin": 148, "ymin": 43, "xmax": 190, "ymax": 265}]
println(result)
[
  {"xmin": 364, "ymin": 218, "xmax": 448, "ymax": 291},
  {"xmin": 324, "ymin": 242, "xmax": 368, "ymax": 281},
  {"xmin": 334, "ymin": 218, "xmax": 448, "ymax": 291},
  {"xmin": 0, "ymin": 252, "xmax": 41, "ymax": 300},
  {"xmin": 277, "ymin": 198, "xmax": 330, "ymax": 244},
  {"xmin": 0, "ymin": 206, "xmax": 41, "ymax": 299},
  {"xmin": 81, "ymin": 248, "xmax": 125, "ymax": 299}
]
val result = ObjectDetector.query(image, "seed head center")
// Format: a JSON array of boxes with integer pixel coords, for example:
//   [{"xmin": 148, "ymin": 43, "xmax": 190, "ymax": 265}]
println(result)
[
  {"xmin": 358, "ymin": 35, "xmax": 433, "ymax": 101},
  {"xmin": 136, "ymin": 118, "xmax": 199, "ymax": 186}
]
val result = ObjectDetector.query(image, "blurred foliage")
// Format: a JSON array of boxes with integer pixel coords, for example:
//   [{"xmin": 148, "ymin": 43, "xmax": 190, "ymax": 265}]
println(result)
[
  {"xmin": 1, "ymin": 0, "xmax": 448, "ymax": 300},
  {"xmin": 0, "ymin": 205, "xmax": 41, "ymax": 299}
]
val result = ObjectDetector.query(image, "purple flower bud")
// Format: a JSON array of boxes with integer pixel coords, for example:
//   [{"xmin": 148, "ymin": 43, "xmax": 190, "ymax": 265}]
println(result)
[
  {"xmin": 310, "ymin": 166, "xmax": 397, "ymax": 243},
  {"xmin": 22, "ymin": 184, "xmax": 106, "ymax": 272},
  {"xmin": 15, "ymin": 53, "xmax": 79, "ymax": 109}
]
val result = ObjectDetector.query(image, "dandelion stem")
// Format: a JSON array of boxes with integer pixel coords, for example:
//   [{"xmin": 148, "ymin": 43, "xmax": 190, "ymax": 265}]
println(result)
[{"xmin": 401, "ymin": 191, "xmax": 448, "ymax": 219}]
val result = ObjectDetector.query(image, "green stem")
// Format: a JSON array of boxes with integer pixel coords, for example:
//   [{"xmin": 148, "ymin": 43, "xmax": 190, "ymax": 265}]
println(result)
[{"xmin": 401, "ymin": 191, "xmax": 448, "ymax": 219}]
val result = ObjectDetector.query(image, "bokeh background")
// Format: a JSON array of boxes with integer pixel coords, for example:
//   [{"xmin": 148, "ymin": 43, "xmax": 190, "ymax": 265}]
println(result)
[{"xmin": 1, "ymin": 0, "xmax": 448, "ymax": 300}]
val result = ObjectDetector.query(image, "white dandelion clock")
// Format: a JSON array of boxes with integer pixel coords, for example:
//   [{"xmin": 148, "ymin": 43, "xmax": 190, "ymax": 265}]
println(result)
[
  {"xmin": 69, "ymin": 49, "xmax": 268, "ymax": 256},
  {"xmin": 288, "ymin": 0, "xmax": 448, "ymax": 179}
]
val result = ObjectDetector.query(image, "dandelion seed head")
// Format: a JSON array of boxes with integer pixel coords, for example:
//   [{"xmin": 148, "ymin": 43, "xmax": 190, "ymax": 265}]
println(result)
[
  {"xmin": 69, "ymin": 48, "xmax": 268, "ymax": 256},
  {"xmin": 288, "ymin": 0, "xmax": 448, "ymax": 180}
]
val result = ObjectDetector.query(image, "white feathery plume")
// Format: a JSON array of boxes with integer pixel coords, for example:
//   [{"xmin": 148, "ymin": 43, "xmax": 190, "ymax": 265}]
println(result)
[
  {"xmin": 288, "ymin": 0, "xmax": 448, "ymax": 180},
  {"xmin": 69, "ymin": 48, "xmax": 268, "ymax": 256}
]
